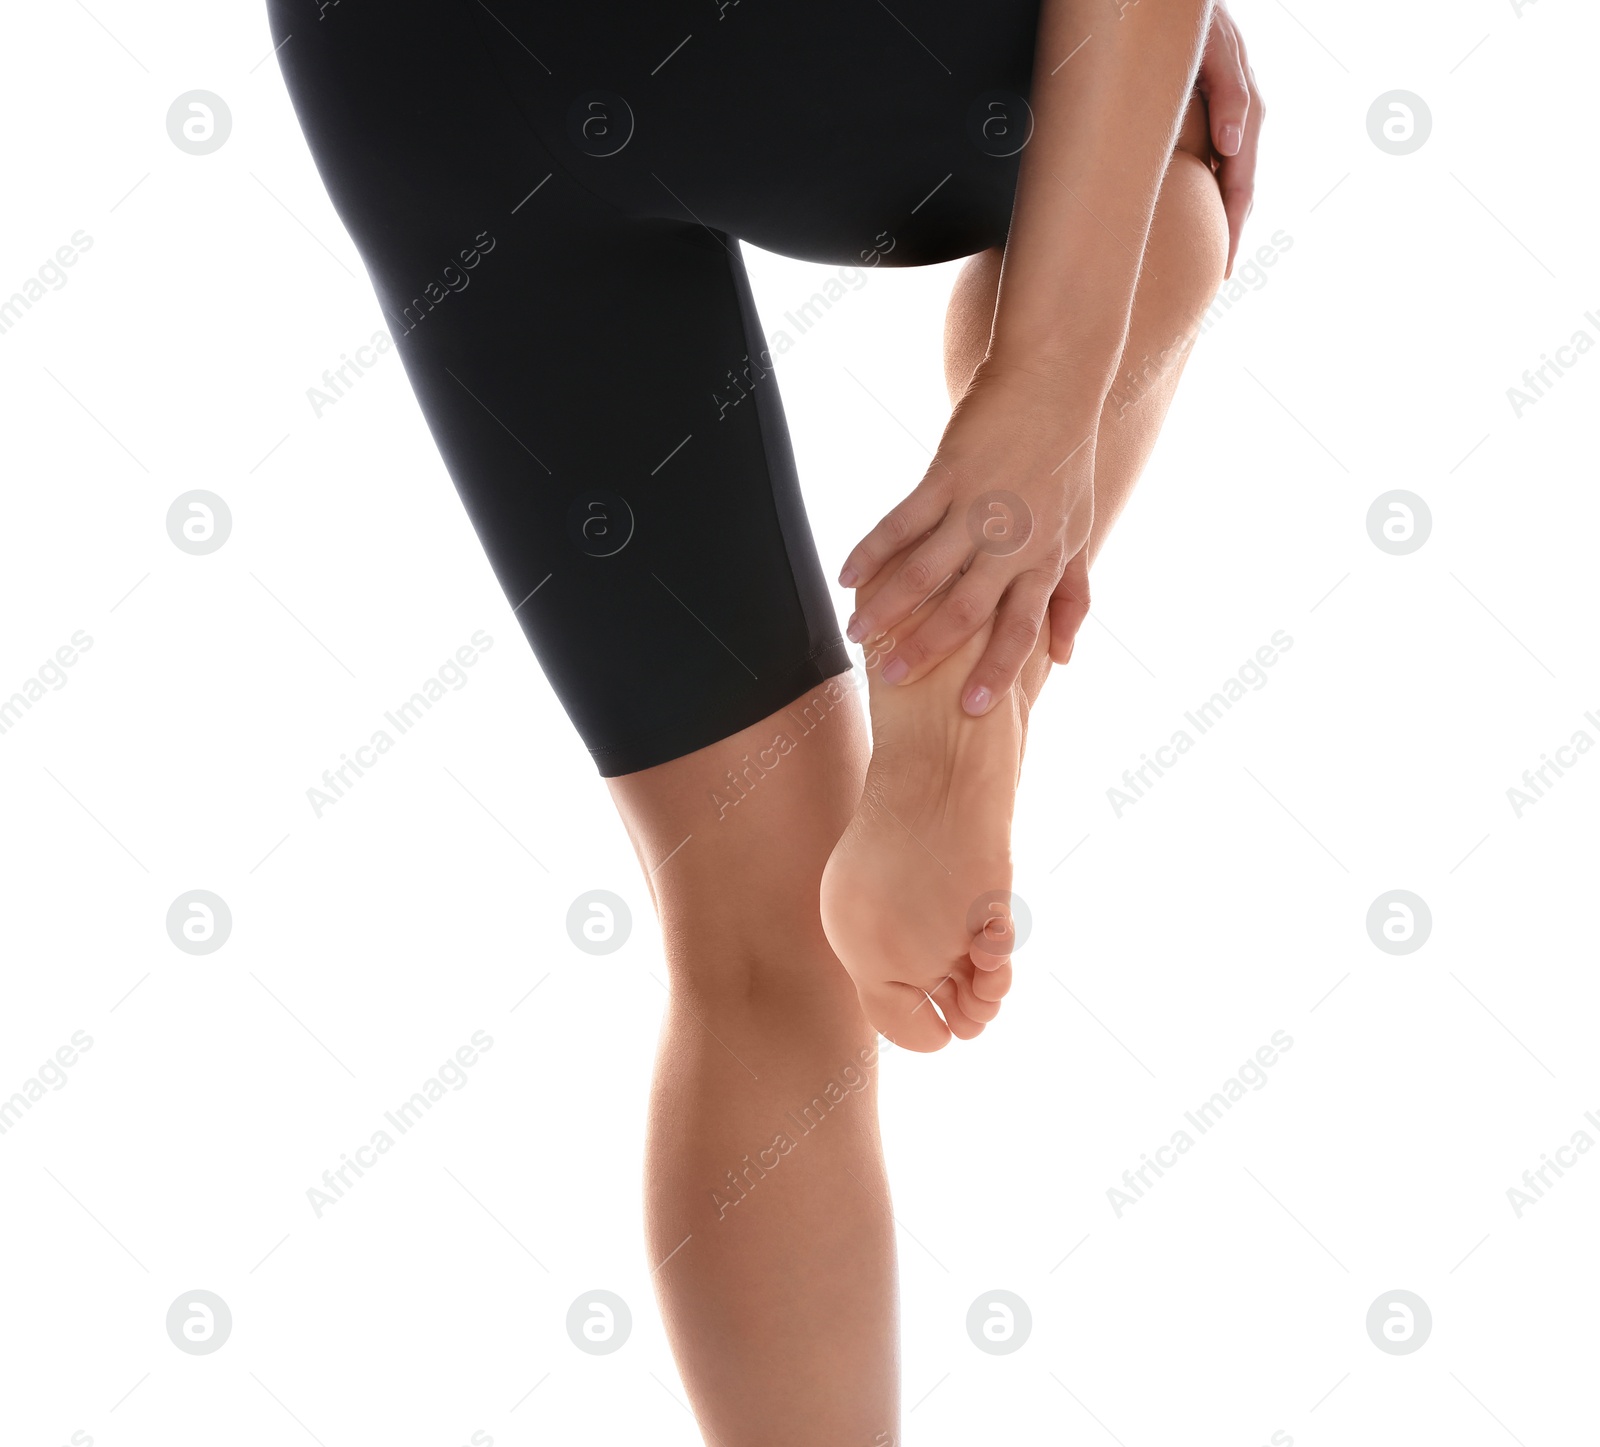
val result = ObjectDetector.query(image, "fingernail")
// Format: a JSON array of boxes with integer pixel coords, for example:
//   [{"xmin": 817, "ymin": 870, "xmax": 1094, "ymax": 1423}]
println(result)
[
  {"xmin": 839, "ymin": 565, "xmax": 859, "ymax": 588},
  {"xmin": 881, "ymin": 657, "xmax": 908, "ymax": 685},
  {"xmin": 1219, "ymin": 123, "xmax": 1242, "ymax": 155},
  {"xmin": 963, "ymin": 684, "xmax": 991, "ymax": 715},
  {"xmin": 846, "ymin": 615, "xmax": 867, "ymax": 644}
]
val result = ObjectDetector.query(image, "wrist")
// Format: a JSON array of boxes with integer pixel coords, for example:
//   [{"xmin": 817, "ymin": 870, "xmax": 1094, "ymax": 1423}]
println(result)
[
  {"xmin": 965, "ymin": 350, "xmax": 1109, "ymax": 428},
  {"xmin": 984, "ymin": 289, "xmax": 1134, "ymax": 396}
]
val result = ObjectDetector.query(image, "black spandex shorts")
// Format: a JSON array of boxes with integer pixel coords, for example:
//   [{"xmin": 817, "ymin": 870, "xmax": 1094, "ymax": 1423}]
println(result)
[{"xmin": 269, "ymin": 0, "xmax": 1041, "ymax": 775}]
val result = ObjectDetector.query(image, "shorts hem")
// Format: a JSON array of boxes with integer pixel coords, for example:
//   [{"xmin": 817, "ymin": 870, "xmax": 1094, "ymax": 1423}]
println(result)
[{"xmin": 588, "ymin": 640, "xmax": 855, "ymax": 779}]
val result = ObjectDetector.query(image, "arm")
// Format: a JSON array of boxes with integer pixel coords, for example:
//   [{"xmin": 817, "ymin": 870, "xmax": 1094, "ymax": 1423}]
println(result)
[
  {"xmin": 839, "ymin": 0, "xmax": 1215, "ymax": 711},
  {"xmin": 986, "ymin": 0, "xmax": 1213, "ymax": 387}
]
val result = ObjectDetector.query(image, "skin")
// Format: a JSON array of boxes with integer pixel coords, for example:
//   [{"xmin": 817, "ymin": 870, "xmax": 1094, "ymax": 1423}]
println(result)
[
  {"xmin": 839, "ymin": 0, "xmax": 1263, "ymax": 717},
  {"xmin": 610, "ymin": 56, "xmax": 1236, "ymax": 1447},
  {"xmin": 825, "ymin": 89, "xmax": 1228, "ymax": 1051},
  {"xmin": 1197, "ymin": 1, "xmax": 1267, "ymax": 279}
]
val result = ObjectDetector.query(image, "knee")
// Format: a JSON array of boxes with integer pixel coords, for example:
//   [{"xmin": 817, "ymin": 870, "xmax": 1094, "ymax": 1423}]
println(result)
[
  {"xmin": 644, "ymin": 787, "xmax": 872, "ymax": 1030},
  {"xmin": 660, "ymin": 894, "xmax": 866, "ymax": 1030}
]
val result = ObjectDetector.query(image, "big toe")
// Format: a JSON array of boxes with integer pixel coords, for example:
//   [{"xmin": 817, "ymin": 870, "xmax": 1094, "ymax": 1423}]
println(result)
[{"xmin": 968, "ymin": 904, "xmax": 1017, "ymax": 979}]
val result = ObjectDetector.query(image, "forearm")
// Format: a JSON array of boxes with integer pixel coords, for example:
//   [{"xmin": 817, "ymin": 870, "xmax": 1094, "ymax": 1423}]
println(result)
[{"xmin": 987, "ymin": 0, "xmax": 1212, "ymax": 406}]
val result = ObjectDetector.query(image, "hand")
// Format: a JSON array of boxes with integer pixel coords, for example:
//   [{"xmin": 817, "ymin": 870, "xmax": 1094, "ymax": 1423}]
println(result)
[
  {"xmin": 838, "ymin": 357, "xmax": 1096, "ymax": 714},
  {"xmin": 1196, "ymin": 0, "xmax": 1265, "ymax": 278}
]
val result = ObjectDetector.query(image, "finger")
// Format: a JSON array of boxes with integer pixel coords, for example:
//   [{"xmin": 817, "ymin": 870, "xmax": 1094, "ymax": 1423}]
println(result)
[
  {"xmin": 958, "ymin": 572, "xmax": 1054, "ymax": 715},
  {"xmin": 1217, "ymin": 139, "xmax": 1257, "ymax": 278},
  {"xmin": 1219, "ymin": 66, "xmax": 1264, "ymax": 279},
  {"xmin": 846, "ymin": 524, "xmax": 974, "ymax": 651},
  {"xmin": 864, "ymin": 980, "xmax": 951, "ymax": 1053},
  {"xmin": 1197, "ymin": 22, "xmax": 1251, "ymax": 274},
  {"xmin": 1198, "ymin": 16, "xmax": 1249, "ymax": 159},
  {"xmin": 930, "ymin": 977, "xmax": 988, "ymax": 1040},
  {"xmin": 874, "ymin": 569, "xmax": 1010, "ymax": 688},
  {"xmin": 839, "ymin": 484, "xmax": 948, "ymax": 591},
  {"xmin": 1046, "ymin": 555, "xmax": 1091, "ymax": 666},
  {"xmin": 1047, "ymin": 596, "xmax": 1086, "ymax": 665}
]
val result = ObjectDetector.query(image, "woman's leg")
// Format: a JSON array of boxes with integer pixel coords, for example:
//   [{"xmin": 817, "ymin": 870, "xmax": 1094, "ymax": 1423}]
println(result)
[
  {"xmin": 820, "ymin": 96, "xmax": 1228, "ymax": 1044},
  {"xmin": 607, "ymin": 687, "xmax": 901, "ymax": 1443},
  {"xmin": 268, "ymin": 6, "xmax": 894, "ymax": 1433}
]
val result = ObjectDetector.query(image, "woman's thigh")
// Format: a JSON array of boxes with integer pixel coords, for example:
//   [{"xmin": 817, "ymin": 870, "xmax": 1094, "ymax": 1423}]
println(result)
[
  {"xmin": 269, "ymin": 0, "xmax": 855, "ymax": 779},
  {"xmin": 469, "ymin": 0, "xmax": 1045, "ymax": 266},
  {"xmin": 269, "ymin": 0, "xmax": 1050, "ymax": 795}
]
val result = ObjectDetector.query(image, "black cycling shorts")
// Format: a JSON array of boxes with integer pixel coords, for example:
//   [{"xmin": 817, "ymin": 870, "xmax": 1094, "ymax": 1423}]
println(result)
[{"xmin": 268, "ymin": 0, "xmax": 1040, "ymax": 775}]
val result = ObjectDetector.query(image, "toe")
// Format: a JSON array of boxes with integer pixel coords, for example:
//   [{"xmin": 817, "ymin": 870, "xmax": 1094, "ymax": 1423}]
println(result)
[
  {"xmin": 950, "ymin": 965, "xmax": 1002, "ymax": 1021},
  {"xmin": 932, "ymin": 977, "xmax": 988, "ymax": 1039},
  {"xmin": 969, "ymin": 905, "xmax": 1017, "ymax": 965},
  {"xmin": 969, "ymin": 936, "xmax": 1013, "ymax": 980},
  {"xmin": 968, "ymin": 957, "xmax": 1013, "ymax": 1003},
  {"xmin": 864, "ymin": 980, "xmax": 952, "ymax": 1052}
]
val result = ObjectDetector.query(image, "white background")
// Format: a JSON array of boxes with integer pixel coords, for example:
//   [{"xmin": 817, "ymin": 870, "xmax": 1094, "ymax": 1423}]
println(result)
[{"xmin": 2, "ymin": 0, "xmax": 1596, "ymax": 1443}]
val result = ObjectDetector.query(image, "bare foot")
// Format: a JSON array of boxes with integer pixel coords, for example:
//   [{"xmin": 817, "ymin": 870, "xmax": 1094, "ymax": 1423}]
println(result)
[{"xmin": 821, "ymin": 547, "xmax": 1052, "ymax": 1051}]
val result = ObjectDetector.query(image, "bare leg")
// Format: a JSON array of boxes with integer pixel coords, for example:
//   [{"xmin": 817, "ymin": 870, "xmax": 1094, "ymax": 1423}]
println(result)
[
  {"xmin": 609, "ymin": 687, "xmax": 900, "ymax": 1443},
  {"xmin": 822, "ymin": 95, "xmax": 1228, "ymax": 1044},
  {"xmin": 610, "ymin": 95, "xmax": 1226, "ymax": 1435}
]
